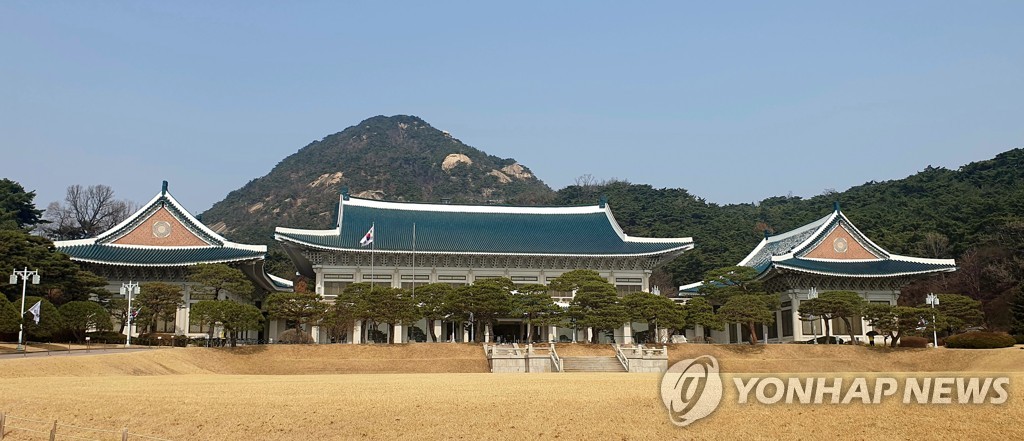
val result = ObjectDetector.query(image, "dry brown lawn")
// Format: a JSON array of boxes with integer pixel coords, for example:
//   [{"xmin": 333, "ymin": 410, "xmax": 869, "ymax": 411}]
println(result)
[{"xmin": 1, "ymin": 344, "xmax": 1022, "ymax": 440}]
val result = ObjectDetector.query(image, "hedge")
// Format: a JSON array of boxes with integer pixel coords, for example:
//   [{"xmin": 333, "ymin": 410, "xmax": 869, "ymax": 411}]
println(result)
[{"xmin": 944, "ymin": 332, "xmax": 1016, "ymax": 349}]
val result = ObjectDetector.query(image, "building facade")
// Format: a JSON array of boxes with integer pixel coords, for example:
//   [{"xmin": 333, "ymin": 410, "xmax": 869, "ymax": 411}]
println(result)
[
  {"xmin": 679, "ymin": 203, "xmax": 956, "ymax": 344},
  {"xmin": 275, "ymin": 190, "xmax": 694, "ymax": 343},
  {"xmin": 53, "ymin": 181, "xmax": 291, "ymax": 340}
]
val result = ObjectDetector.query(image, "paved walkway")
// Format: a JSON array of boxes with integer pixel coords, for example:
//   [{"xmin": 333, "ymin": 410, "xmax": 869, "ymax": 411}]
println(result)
[{"xmin": 0, "ymin": 347, "xmax": 161, "ymax": 360}]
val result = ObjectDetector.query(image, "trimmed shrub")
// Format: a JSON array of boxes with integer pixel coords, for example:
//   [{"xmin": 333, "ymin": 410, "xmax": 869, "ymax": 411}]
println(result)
[
  {"xmin": 945, "ymin": 332, "xmax": 1016, "ymax": 349},
  {"xmin": 1014, "ymin": 334, "xmax": 1024, "ymax": 345},
  {"xmin": 898, "ymin": 336, "xmax": 929, "ymax": 348},
  {"xmin": 277, "ymin": 328, "xmax": 313, "ymax": 344}
]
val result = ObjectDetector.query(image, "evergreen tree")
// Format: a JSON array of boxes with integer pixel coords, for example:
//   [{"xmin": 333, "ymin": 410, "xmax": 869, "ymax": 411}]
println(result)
[
  {"xmin": 59, "ymin": 301, "xmax": 112, "ymax": 342},
  {"xmin": 0, "ymin": 178, "xmax": 45, "ymax": 230},
  {"xmin": 569, "ymin": 281, "xmax": 628, "ymax": 344},
  {"xmin": 188, "ymin": 264, "xmax": 255, "ymax": 301},
  {"xmin": 718, "ymin": 294, "xmax": 779, "ymax": 345},
  {"xmin": 135, "ymin": 283, "xmax": 184, "ymax": 333},
  {"xmin": 1010, "ymin": 287, "xmax": 1024, "ymax": 336}
]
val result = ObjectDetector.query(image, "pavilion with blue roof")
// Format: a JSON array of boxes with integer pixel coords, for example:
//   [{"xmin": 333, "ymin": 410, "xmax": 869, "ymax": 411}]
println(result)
[
  {"xmin": 54, "ymin": 181, "xmax": 291, "ymax": 338},
  {"xmin": 679, "ymin": 203, "xmax": 956, "ymax": 344}
]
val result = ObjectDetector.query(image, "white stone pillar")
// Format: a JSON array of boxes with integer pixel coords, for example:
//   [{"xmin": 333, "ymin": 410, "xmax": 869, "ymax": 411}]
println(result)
[
  {"xmin": 311, "ymin": 325, "xmax": 320, "ymax": 344},
  {"xmin": 393, "ymin": 324, "xmax": 404, "ymax": 344},
  {"xmin": 792, "ymin": 300, "xmax": 803, "ymax": 341},
  {"xmin": 462, "ymin": 323, "xmax": 469, "ymax": 343},
  {"xmin": 586, "ymin": 327, "xmax": 594, "ymax": 343},
  {"xmin": 484, "ymin": 323, "xmax": 491, "ymax": 343},
  {"xmin": 351, "ymin": 320, "xmax": 362, "ymax": 344},
  {"xmin": 622, "ymin": 322, "xmax": 633, "ymax": 344},
  {"xmin": 433, "ymin": 321, "xmax": 443, "ymax": 343},
  {"xmin": 548, "ymin": 325, "xmax": 557, "ymax": 343}
]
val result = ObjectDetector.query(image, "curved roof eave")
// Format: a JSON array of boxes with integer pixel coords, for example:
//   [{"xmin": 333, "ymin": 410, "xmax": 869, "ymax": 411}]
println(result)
[{"xmin": 274, "ymin": 233, "xmax": 694, "ymax": 258}]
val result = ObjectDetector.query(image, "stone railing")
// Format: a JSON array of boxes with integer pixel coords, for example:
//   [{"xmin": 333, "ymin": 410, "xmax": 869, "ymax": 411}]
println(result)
[
  {"xmin": 613, "ymin": 343, "xmax": 669, "ymax": 373},
  {"xmin": 549, "ymin": 343, "xmax": 563, "ymax": 372},
  {"xmin": 484, "ymin": 343, "xmax": 556, "ymax": 373},
  {"xmin": 613, "ymin": 344, "xmax": 630, "ymax": 371}
]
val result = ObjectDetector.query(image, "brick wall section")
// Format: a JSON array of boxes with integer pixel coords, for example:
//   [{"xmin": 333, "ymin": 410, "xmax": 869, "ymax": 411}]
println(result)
[
  {"xmin": 112, "ymin": 207, "xmax": 210, "ymax": 247},
  {"xmin": 803, "ymin": 224, "xmax": 878, "ymax": 260}
]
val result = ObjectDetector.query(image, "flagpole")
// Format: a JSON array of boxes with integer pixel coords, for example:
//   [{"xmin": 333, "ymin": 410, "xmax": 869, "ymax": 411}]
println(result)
[
  {"xmin": 374, "ymin": 221, "xmax": 378, "ymax": 290},
  {"xmin": 412, "ymin": 222, "xmax": 416, "ymax": 299}
]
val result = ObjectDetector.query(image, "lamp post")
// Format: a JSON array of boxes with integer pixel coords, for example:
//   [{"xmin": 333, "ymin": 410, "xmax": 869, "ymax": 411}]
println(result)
[
  {"xmin": 9, "ymin": 268, "xmax": 41, "ymax": 351},
  {"xmin": 808, "ymin": 287, "xmax": 819, "ymax": 344},
  {"xmin": 121, "ymin": 281, "xmax": 140, "ymax": 347},
  {"xmin": 926, "ymin": 293, "xmax": 940, "ymax": 348}
]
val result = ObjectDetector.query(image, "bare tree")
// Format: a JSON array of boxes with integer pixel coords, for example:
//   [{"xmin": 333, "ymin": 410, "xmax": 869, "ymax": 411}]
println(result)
[
  {"xmin": 40, "ymin": 184, "xmax": 137, "ymax": 240},
  {"xmin": 574, "ymin": 174, "xmax": 598, "ymax": 187},
  {"xmin": 919, "ymin": 232, "xmax": 950, "ymax": 258}
]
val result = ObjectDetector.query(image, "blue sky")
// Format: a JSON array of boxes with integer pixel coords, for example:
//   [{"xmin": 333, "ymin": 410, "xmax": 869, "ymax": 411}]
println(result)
[{"xmin": 2, "ymin": 2, "xmax": 1022, "ymax": 213}]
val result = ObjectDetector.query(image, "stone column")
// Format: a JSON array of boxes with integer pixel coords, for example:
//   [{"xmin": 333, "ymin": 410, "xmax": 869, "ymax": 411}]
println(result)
[
  {"xmin": 433, "ymin": 321, "xmax": 443, "ymax": 343},
  {"xmin": 792, "ymin": 299, "xmax": 803, "ymax": 341},
  {"xmin": 351, "ymin": 320, "xmax": 362, "ymax": 344},
  {"xmin": 462, "ymin": 323, "xmax": 469, "ymax": 343},
  {"xmin": 548, "ymin": 325, "xmax": 557, "ymax": 343},
  {"xmin": 311, "ymin": 325, "xmax": 320, "ymax": 344},
  {"xmin": 484, "ymin": 323, "xmax": 491, "ymax": 343},
  {"xmin": 393, "ymin": 324, "xmax": 404, "ymax": 344},
  {"xmin": 622, "ymin": 322, "xmax": 633, "ymax": 344}
]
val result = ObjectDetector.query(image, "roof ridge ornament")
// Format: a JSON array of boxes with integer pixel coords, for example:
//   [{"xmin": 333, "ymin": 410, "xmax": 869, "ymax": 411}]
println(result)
[
  {"xmin": 599, "ymin": 195, "xmax": 607, "ymax": 209},
  {"xmin": 341, "ymin": 186, "xmax": 350, "ymax": 201},
  {"xmin": 834, "ymin": 201, "xmax": 840, "ymax": 212},
  {"xmin": 161, "ymin": 180, "xmax": 168, "ymax": 195}
]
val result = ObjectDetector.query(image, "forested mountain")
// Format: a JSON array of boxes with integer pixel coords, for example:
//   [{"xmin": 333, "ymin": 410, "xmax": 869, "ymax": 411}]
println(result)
[{"xmin": 201, "ymin": 115, "xmax": 555, "ymax": 245}]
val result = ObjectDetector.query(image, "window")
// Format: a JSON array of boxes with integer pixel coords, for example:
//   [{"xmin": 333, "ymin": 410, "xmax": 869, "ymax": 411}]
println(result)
[
  {"xmin": 616, "ymin": 285, "xmax": 642, "ymax": 295},
  {"xmin": 400, "ymin": 275, "xmax": 430, "ymax": 281},
  {"xmin": 324, "ymin": 274, "xmax": 354, "ymax": 280},
  {"xmin": 324, "ymin": 282, "xmax": 349, "ymax": 296},
  {"xmin": 510, "ymin": 276, "xmax": 538, "ymax": 282},
  {"xmin": 438, "ymin": 275, "xmax": 466, "ymax": 281},
  {"xmin": 362, "ymin": 274, "xmax": 392, "ymax": 280}
]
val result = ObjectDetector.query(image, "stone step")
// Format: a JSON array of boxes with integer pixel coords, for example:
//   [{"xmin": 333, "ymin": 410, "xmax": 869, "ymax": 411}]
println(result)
[{"xmin": 560, "ymin": 356, "xmax": 626, "ymax": 372}]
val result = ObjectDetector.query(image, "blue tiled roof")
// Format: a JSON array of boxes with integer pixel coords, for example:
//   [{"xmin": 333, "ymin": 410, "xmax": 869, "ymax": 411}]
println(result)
[
  {"xmin": 59, "ymin": 244, "xmax": 265, "ymax": 266},
  {"xmin": 774, "ymin": 257, "xmax": 956, "ymax": 277},
  {"xmin": 276, "ymin": 199, "xmax": 692, "ymax": 256}
]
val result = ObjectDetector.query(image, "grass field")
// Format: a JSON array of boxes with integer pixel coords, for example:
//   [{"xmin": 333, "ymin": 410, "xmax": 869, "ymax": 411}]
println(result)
[{"xmin": 1, "ymin": 344, "xmax": 1022, "ymax": 440}]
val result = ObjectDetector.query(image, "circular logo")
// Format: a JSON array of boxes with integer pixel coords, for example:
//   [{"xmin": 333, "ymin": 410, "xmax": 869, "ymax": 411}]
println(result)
[
  {"xmin": 152, "ymin": 221, "xmax": 172, "ymax": 238},
  {"xmin": 661, "ymin": 355, "xmax": 722, "ymax": 427},
  {"xmin": 833, "ymin": 237, "xmax": 849, "ymax": 253}
]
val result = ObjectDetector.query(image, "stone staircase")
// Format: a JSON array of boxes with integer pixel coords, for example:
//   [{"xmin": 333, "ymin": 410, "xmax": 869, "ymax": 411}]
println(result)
[{"xmin": 560, "ymin": 356, "xmax": 626, "ymax": 372}]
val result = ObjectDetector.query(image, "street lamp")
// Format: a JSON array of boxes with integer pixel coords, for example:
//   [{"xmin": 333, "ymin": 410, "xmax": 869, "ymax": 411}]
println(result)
[
  {"xmin": 9, "ymin": 268, "xmax": 41, "ymax": 351},
  {"xmin": 121, "ymin": 281, "xmax": 140, "ymax": 347},
  {"xmin": 926, "ymin": 293, "xmax": 940, "ymax": 348},
  {"xmin": 808, "ymin": 287, "xmax": 819, "ymax": 344}
]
